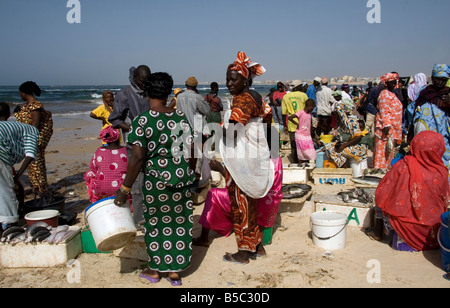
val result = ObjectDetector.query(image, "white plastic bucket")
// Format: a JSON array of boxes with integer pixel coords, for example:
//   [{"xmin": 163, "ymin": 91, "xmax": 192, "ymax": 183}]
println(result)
[
  {"xmin": 349, "ymin": 158, "xmax": 368, "ymax": 178},
  {"xmin": 84, "ymin": 197, "xmax": 137, "ymax": 252},
  {"xmin": 311, "ymin": 211, "xmax": 348, "ymax": 250}
]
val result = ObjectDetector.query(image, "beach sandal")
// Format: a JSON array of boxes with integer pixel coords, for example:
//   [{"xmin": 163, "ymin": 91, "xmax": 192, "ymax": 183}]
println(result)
[
  {"xmin": 166, "ymin": 277, "xmax": 182, "ymax": 287},
  {"xmin": 222, "ymin": 252, "xmax": 249, "ymax": 265},
  {"xmin": 444, "ymin": 274, "xmax": 450, "ymax": 281},
  {"xmin": 139, "ymin": 272, "xmax": 161, "ymax": 284}
]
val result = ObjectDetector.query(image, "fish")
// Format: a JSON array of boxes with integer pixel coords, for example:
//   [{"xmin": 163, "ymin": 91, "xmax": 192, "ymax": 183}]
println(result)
[
  {"xmin": 45, "ymin": 225, "xmax": 70, "ymax": 244},
  {"xmin": 54, "ymin": 229, "xmax": 77, "ymax": 244},
  {"xmin": 1, "ymin": 226, "xmax": 25, "ymax": 237},
  {"xmin": 31, "ymin": 230, "xmax": 51, "ymax": 243},
  {"xmin": 25, "ymin": 222, "xmax": 50, "ymax": 238},
  {"xmin": 282, "ymin": 184, "xmax": 312, "ymax": 199},
  {"xmin": 10, "ymin": 233, "xmax": 26, "ymax": 245},
  {"xmin": 337, "ymin": 188, "xmax": 375, "ymax": 204},
  {"xmin": 350, "ymin": 176, "xmax": 382, "ymax": 186},
  {"xmin": 26, "ymin": 226, "xmax": 50, "ymax": 238}
]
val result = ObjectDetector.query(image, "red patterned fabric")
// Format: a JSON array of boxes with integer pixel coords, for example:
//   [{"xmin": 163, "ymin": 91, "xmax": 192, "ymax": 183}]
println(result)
[{"xmin": 375, "ymin": 131, "xmax": 450, "ymax": 251}]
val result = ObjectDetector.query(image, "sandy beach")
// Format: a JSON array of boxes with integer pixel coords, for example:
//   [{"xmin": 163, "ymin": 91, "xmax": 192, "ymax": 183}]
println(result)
[{"xmin": 0, "ymin": 113, "xmax": 448, "ymax": 289}]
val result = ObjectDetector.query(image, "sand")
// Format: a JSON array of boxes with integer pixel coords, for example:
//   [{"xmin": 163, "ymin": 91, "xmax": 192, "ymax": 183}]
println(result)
[{"xmin": 0, "ymin": 114, "xmax": 448, "ymax": 289}]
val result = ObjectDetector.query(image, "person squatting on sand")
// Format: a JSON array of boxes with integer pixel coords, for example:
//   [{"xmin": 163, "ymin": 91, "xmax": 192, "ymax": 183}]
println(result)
[
  {"xmin": 114, "ymin": 72, "xmax": 196, "ymax": 286},
  {"xmin": 0, "ymin": 102, "xmax": 39, "ymax": 230},
  {"xmin": 219, "ymin": 51, "xmax": 275, "ymax": 264},
  {"xmin": 15, "ymin": 81, "xmax": 53, "ymax": 199},
  {"xmin": 84, "ymin": 125, "xmax": 130, "ymax": 206},
  {"xmin": 374, "ymin": 131, "xmax": 450, "ymax": 251},
  {"xmin": 108, "ymin": 65, "xmax": 151, "ymax": 225}
]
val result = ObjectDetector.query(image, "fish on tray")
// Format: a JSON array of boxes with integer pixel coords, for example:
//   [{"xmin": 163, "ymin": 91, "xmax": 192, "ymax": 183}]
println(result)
[
  {"xmin": 337, "ymin": 188, "xmax": 374, "ymax": 204},
  {"xmin": 350, "ymin": 176, "xmax": 382, "ymax": 186},
  {"xmin": 282, "ymin": 184, "xmax": 312, "ymax": 199},
  {"xmin": 0, "ymin": 222, "xmax": 76, "ymax": 245}
]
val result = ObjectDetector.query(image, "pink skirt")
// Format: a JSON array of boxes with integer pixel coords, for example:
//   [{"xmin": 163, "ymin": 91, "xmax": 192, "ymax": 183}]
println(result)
[
  {"xmin": 295, "ymin": 133, "xmax": 317, "ymax": 161},
  {"xmin": 198, "ymin": 157, "xmax": 283, "ymax": 236}
]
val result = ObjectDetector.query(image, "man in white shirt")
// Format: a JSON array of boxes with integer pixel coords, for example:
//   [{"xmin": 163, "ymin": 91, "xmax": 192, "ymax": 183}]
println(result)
[{"xmin": 315, "ymin": 77, "xmax": 335, "ymax": 136}]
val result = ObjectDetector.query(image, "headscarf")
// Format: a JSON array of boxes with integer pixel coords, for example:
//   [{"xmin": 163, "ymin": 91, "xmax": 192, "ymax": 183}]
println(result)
[
  {"xmin": 407, "ymin": 73, "xmax": 427, "ymax": 102},
  {"xmin": 432, "ymin": 64, "xmax": 450, "ymax": 78},
  {"xmin": 380, "ymin": 73, "xmax": 399, "ymax": 85},
  {"xmin": 228, "ymin": 51, "xmax": 266, "ymax": 80},
  {"xmin": 100, "ymin": 125, "xmax": 120, "ymax": 144},
  {"xmin": 375, "ymin": 130, "xmax": 450, "ymax": 251}
]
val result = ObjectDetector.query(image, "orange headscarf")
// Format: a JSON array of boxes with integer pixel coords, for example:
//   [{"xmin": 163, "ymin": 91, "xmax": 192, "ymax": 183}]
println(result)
[
  {"xmin": 228, "ymin": 51, "xmax": 266, "ymax": 79},
  {"xmin": 380, "ymin": 73, "xmax": 399, "ymax": 85}
]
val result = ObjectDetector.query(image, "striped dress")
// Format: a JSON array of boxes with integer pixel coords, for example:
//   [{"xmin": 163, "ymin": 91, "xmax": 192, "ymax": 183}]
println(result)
[
  {"xmin": 0, "ymin": 121, "xmax": 39, "ymax": 224},
  {"xmin": 0, "ymin": 121, "xmax": 39, "ymax": 166}
]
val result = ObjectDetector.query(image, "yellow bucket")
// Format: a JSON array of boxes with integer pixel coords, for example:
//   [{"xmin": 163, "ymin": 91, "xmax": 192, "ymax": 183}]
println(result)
[{"xmin": 320, "ymin": 135, "xmax": 334, "ymax": 144}]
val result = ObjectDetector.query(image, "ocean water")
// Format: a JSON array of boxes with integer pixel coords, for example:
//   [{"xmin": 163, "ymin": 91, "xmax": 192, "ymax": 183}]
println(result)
[{"xmin": 0, "ymin": 84, "xmax": 277, "ymax": 117}]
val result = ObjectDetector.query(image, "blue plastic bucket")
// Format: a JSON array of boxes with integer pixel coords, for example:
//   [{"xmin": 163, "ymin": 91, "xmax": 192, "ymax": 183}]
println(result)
[
  {"xmin": 316, "ymin": 151, "xmax": 326, "ymax": 168},
  {"xmin": 440, "ymin": 212, "xmax": 450, "ymax": 248},
  {"xmin": 438, "ymin": 228, "xmax": 450, "ymax": 272}
]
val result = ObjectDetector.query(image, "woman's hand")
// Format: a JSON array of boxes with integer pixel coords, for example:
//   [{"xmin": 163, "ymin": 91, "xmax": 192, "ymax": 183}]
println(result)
[{"xmin": 114, "ymin": 189, "xmax": 129, "ymax": 207}]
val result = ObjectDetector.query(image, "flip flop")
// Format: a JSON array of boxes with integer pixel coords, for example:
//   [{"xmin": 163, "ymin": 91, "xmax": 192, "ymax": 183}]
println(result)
[
  {"xmin": 139, "ymin": 273, "xmax": 160, "ymax": 284},
  {"xmin": 222, "ymin": 252, "xmax": 248, "ymax": 265},
  {"xmin": 444, "ymin": 274, "xmax": 450, "ymax": 281},
  {"xmin": 166, "ymin": 277, "xmax": 182, "ymax": 286}
]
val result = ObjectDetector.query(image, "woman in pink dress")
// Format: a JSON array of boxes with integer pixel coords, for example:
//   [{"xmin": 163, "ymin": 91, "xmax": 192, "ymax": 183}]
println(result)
[
  {"xmin": 84, "ymin": 126, "xmax": 131, "ymax": 206},
  {"xmin": 193, "ymin": 157, "xmax": 283, "ymax": 251},
  {"xmin": 288, "ymin": 99, "xmax": 317, "ymax": 164}
]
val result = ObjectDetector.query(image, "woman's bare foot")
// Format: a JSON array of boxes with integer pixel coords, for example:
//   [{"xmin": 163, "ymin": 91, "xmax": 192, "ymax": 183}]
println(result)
[{"xmin": 223, "ymin": 250, "xmax": 250, "ymax": 264}]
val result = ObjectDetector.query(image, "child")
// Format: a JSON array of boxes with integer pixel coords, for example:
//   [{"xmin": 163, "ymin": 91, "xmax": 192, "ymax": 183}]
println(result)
[
  {"xmin": 288, "ymin": 99, "xmax": 317, "ymax": 165},
  {"xmin": 90, "ymin": 91, "xmax": 122, "ymax": 145},
  {"xmin": 84, "ymin": 126, "xmax": 131, "ymax": 207}
]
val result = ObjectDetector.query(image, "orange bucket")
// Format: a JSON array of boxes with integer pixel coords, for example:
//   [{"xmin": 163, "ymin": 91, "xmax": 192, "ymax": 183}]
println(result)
[{"xmin": 323, "ymin": 160, "xmax": 337, "ymax": 168}]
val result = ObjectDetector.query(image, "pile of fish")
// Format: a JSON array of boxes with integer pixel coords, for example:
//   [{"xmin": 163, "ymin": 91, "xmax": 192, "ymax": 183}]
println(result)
[
  {"xmin": 282, "ymin": 184, "xmax": 312, "ymax": 199},
  {"xmin": 337, "ymin": 188, "xmax": 374, "ymax": 204},
  {"xmin": 0, "ymin": 222, "xmax": 77, "ymax": 246}
]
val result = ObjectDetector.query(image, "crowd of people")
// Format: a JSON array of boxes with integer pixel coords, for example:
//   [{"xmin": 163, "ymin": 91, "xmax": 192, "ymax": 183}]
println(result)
[{"xmin": 0, "ymin": 54, "xmax": 449, "ymax": 285}]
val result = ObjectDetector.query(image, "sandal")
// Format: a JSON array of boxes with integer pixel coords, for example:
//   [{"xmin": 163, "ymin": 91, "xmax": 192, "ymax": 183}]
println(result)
[
  {"xmin": 166, "ymin": 276, "xmax": 182, "ymax": 286},
  {"xmin": 139, "ymin": 272, "xmax": 160, "ymax": 284}
]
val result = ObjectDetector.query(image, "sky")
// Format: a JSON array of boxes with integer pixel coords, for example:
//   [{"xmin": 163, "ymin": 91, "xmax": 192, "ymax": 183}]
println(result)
[{"xmin": 0, "ymin": 0, "xmax": 449, "ymax": 85}]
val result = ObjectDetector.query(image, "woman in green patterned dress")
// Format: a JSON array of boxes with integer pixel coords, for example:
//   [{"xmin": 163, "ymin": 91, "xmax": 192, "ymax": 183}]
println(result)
[{"xmin": 114, "ymin": 72, "xmax": 195, "ymax": 286}]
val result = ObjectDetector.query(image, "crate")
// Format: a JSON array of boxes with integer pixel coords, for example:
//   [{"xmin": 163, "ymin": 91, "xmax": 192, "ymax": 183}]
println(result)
[
  {"xmin": 314, "ymin": 194, "xmax": 374, "ymax": 228},
  {"xmin": 312, "ymin": 168, "xmax": 353, "ymax": 186},
  {"xmin": 0, "ymin": 226, "xmax": 82, "ymax": 268},
  {"xmin": 282, "ymin": 164, "xmax": 314, "ymax": 185}
]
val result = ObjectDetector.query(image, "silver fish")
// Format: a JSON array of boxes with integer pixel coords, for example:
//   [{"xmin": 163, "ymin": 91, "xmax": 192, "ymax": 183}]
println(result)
[
  {"xmin": 54, "ymin": 229, "xmax": 77, "ymax": 244},
  {"xmin": 2, "ymin": 226, "xmax": 24, "ymax": 237},
  {"xmin": 25, "ymin": 222, "xmax": 50, "ymax": 237},
  {"xmin": 10, "ymin": 233, "xmax": 26, "ymax": 245},
  {"xmin": 351, "ymin": 176, "xmax": 382, "ymax": 186},
  {"xmin": 31, "ymin": 230, "xmax": 51, "ymax": 243}
]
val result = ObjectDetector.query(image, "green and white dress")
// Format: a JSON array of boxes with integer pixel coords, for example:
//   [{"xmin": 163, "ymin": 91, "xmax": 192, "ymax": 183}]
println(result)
[{"xmin": 128, "ymin": 109, "xmax": 195, "ymax": 272}]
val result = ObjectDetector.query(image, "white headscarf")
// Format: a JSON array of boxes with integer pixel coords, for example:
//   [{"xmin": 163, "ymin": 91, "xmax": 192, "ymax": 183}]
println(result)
[{"xmin": 408, "ymin": 73, "xmax": 427, "ymax": 102}]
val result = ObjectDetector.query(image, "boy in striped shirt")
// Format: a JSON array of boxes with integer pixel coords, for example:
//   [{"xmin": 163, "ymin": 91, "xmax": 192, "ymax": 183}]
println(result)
[{"xmin": 0, "ymin": 102, "xmax": 39, "ymax": 230}]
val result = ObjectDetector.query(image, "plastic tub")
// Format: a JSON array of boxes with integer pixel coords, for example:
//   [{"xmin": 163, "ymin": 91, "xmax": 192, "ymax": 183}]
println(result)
[
  {"xmin": 438, "ymin": 228, "xmax": 450, "ymax": 272},
  {"xmin": 349, "ymin": 158, "xmax": 368, "ymax": 178},
  {"xmin": 24, "ymin": 210, "xmax": 59, "ymax": 227},
  {"xmin": 84, "ymin": 197, "xmax": 137, "ymax": 252},
  {"xmin": 310, "ymin": 211, "xmax": 347, "ymax": 250},
  {"xmin": 320, "ymin": 135, "xmax": 334, "ymax": 144},
  {"xmin": 440, "ymin": 212, "xmax": 450, "ymax": 248}
]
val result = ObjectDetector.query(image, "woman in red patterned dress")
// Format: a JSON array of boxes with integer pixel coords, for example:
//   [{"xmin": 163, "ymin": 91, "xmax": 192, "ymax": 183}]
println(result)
[
  {"xmin": 220, "ymin": 52, "xmax": 274, "ymax": 264},
  {"xmin": 373, "ymin": 73, "xmax": 403, "ymax": 170}
]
